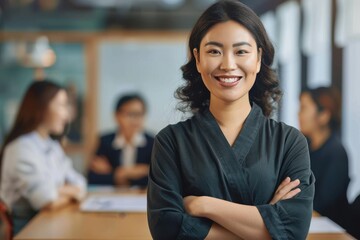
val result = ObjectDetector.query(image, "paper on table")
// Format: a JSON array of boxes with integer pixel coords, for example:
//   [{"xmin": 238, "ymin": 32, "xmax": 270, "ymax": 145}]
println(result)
[
  {"xmin": 309, "ymin": 217, "xmax": 345, "ymax": 233},
  {"xmin": 80, "ymin": 195, "xmax": 147, "ymax": 212}
]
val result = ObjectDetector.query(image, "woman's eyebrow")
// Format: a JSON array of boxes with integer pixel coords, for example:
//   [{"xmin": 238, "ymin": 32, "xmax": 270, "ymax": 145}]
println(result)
[
  {"xmin": 204, "ymin": 41, "xmax": 252, "ymax": 47},
  {"xmin": 233, "ymin": 42, "xmax": 252, "ymax": 47},
  {"xmin": 204, "ymin": 41, "xmax": 223, "ymax": 47}
]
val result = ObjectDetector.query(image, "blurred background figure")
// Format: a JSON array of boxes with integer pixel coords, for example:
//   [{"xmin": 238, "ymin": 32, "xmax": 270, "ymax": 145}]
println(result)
[
  {"xmin": 0, "ymin": 80, "xmax": 86, "ymax": 235},
  {"xmin": 0, "ymin": 198, "xmax": 12, "ymax": 240},
  {"xmin": 88, "ymin": 94, "xmax": 154, "ymax": 188},
  {"xmin": 65, "ymin": 82, "xmax": 83, "ymax": 143},
  {"xmin": 298, "ymin": 87, "xmax": 359, "ymax": 238}
]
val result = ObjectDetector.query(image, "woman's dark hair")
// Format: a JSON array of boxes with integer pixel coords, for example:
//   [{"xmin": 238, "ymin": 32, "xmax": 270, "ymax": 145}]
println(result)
[
  {"xmin": 115, "ymin": 94, "xmax": 147, "ymax": 113},
  {"xmin": 301, "ymin": 87, "xmax": 342, "ymax": 131},
  {"xmin": 176, "ymin": 0, "xmax": 281, "ymax": 116},
  {"xmin": 0, "ymin": 80, "xmax": 64, "ymax": 172}
]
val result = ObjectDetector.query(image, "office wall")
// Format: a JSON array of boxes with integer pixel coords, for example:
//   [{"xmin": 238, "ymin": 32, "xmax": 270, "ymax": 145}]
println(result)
[
  {"xmin": 343, "ymin": 39, "xmax": 360, "ymax": 202},
  {"xmin": 98, "ymin": 40, "xmax": 188, "ymax": 135},
  {"xmin": 0, "ymin": 42, "xmax": 86, "ymax": 144}
]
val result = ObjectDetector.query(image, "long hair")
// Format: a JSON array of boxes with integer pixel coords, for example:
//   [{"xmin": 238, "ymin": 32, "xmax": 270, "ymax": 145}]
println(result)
[
  {"xmin": 0, "ymin": 80, "xmax": 64, "ymax": 172},
  {"xmin": 176, "ymin": 0, "xmax": 282, "ymax": 116}
]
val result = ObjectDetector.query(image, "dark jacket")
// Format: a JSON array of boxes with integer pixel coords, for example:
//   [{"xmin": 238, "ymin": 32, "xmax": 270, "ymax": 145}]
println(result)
[{"xmin": 88, "ymin": 132, "xmax": 154, "ymax": 187}]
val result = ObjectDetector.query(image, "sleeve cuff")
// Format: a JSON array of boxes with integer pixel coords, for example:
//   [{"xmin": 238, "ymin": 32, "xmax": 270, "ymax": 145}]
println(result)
[
  {"xmin": 177, "ymin": 215, "xmax": 213, "ymax": 240},
  {"xmin": 257, "ymin": 204, "xmax": 288, "ymax": 240},
  {"xmin": 28, "ymin": 186, "xmax": 58, "ymax": 210}
]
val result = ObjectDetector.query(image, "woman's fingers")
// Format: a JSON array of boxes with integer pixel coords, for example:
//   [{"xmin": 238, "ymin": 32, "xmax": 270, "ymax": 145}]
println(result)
[
  {"xmin": 277, "ymin": 179, "xmax": 300, "ymax": 196},
  {"xmin": 270, "ymin": 178, "xmax": 301, "ymax": 205},
  {"xmin": 282, "ymin": 188, "xmax": 301, "ymax": 200},
  {"xmin": 276, "ymin": 177, "xmax": 291, "ymax": 191}
]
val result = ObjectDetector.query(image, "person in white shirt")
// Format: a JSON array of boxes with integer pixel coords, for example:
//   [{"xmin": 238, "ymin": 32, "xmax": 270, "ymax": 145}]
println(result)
[{"xmin": 0, "ymin": 80, "xmax": 86, "ymax": 235}]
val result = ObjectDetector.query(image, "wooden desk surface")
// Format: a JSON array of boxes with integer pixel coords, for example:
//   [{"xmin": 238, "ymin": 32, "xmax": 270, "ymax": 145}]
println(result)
[
  {"xmin": 15, "ymin": 203, "xmax": 151, "ymax": 240},
  {"xmin": 15, "ymin": 193, "xmax": 354, "ymax": 240}
]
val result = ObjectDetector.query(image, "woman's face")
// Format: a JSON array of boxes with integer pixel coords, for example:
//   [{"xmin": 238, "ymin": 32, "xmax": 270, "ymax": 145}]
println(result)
[
  {"xmin": 298, "ymin": 92, "xmax": 321, "ymax": 137},
  {"xmin": 194, "ymin": 20, "xmax": 262, "ymax": 105},
  {"xmin": 115, "ymin": 99, "xmax": 145, "ymax": 137},
  {"xmin": 43, "ymin": 89, "xmax": 69, "ymax": 135}
]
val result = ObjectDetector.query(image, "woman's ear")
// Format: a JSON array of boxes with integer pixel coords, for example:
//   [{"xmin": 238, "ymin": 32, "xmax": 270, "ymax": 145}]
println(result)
[
  {"xmin": 256, "ymin": 48, "xmax": 262, "ymax": 73},
  {"xmin": 193, "ymin": 48, "xmax": 201, "ymax": 73}
]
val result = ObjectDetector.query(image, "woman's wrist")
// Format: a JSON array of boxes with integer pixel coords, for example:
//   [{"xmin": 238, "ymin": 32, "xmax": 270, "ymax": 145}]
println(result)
[
  {"xmin": 200, "ymin": 196, "xmax": 214, "ymax": 218},
  {"xmin": 59, "ymin": 185, "xmax": 83, "ymax": 201}
]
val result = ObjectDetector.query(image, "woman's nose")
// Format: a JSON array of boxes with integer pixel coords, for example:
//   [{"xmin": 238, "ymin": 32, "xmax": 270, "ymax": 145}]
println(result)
[{"xmin": 220, "ymin": 54, "xmax": 237, "ymax": 71}]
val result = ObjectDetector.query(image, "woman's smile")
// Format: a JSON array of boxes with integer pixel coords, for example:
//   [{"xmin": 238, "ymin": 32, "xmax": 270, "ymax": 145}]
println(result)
[{"xmin": 214, "ymin": 75, "xmax": 242, "ymax": 87}]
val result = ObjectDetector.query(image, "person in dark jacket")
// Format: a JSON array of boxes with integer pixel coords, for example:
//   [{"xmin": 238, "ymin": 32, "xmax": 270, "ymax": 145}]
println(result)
[
  {"xmin": 88, "ymin": 94, "xmax": 154, "ymax": 188},
  {"xmin": 299, "ymin": 87, "xmax": 359, "ymax": 238}
]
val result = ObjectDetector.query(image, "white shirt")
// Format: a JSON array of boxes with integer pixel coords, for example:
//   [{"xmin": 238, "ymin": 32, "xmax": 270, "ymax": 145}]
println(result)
[
  {"xmin": 112, "ymin": 132, "xmax": 147, "ymax": 167},
  {"xmin": 0, "ymin": 131, "xmax": 86, "ymax": 211}
]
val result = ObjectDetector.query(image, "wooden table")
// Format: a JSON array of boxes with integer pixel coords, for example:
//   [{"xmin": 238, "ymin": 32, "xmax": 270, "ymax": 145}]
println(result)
[
  {"xmin": 15, "ymin": 188, "xmax": 152, "ymax": 240},
  {"xmin": 14, "ymin": 192, "xmax": 354, "ymax": 240},
  {"xmin": 15, "ymin": 204, "xmax": 151, "ymax": 240},
  {"xmin": 307, "ymin": 234, "xmax": 354, "ymax": 240}
]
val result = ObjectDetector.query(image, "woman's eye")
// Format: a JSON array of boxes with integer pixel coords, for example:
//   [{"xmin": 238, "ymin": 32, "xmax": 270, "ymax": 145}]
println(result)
[
  {"xmin": 207, "ymin": 49, "xmax": 221, "ymax": 55},
  {"xmin": 236, "ymin": 50, "xmax": 248, "ymax": 55}
]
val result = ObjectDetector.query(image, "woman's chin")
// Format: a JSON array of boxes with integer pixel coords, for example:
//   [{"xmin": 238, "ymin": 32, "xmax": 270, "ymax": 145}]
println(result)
[{"xmin": 50, "ymin": 128, "xmax": 64, "ymax": 136}]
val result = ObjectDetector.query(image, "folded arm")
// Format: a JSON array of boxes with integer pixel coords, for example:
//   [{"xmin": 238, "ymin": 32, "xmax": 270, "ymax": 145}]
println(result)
[{"xmin": 185, "ymin": 178, "xmax": 301, "ymax": 239}]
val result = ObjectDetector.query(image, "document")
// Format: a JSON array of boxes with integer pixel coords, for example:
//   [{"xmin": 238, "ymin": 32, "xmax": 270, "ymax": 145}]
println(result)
[
  {"xmin": 80, "ymin": 195, "xmax": 147, "ymax": 213},
  {"xmin": 309, "ymin": 217, "xmax": 345, "ymax": 233}
]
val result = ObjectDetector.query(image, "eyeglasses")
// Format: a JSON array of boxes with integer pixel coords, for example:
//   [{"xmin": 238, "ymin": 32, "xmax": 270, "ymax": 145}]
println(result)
[{"xmin": 119, "ymin": 111, "xmax": 145, "ymax": 119}]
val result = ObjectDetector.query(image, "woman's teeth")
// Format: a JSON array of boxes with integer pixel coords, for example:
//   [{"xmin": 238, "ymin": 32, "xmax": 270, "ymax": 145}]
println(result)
[{"xmin": 217, "ymin": 77, "xmax": 240, "ymax": 83}]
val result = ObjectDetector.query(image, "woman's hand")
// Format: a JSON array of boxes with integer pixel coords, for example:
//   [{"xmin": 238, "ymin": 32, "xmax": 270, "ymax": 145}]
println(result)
[
  {"xmin": 59, "ymin": 185, "xmax": 82, "ymax": 200},
  {"xmin": 114, "ymin": 164, "xmax": 149, "ymax": 186},
  {"xmin": 114, "ymin": 167, "xmax": 130, "ymax": 186},
  {"xmin": 90, "ymin": 156, "xmax": 112, "ymax": 174},
  {"xmin": 122, "ymin": 164, "xmax": 149, "ymax": 180},
  {"xmin": 269, "ymin": 177, "xmax": 301, "ymax": 205}
]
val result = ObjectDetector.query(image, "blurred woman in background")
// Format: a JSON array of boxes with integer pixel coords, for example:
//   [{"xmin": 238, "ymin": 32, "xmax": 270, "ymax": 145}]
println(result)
[
  {"xmin": 0, "ymin": 80, "xmax": 86, "ymax": 235},
  {"xmin": 298, "ymin": 86, "xmax": 358, "ymax": 237},
  {"xmin": 88, "ymin": 94, "xmax": 154, "ymax": 188}
]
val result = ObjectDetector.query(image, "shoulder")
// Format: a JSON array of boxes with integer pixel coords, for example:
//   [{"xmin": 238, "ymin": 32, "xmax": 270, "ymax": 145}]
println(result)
[
  {"xmin": 328, "ymin": 134, "xmax": 346, "ymax": 149},
  {"xmin": 252, "ymin": 104, "xmax": 306, "ymax": 145},
  {"xmin": 4, "ymin": 132, "xmax": 38, "ymax": 154},
  {"xmin": 322, "ymin": 134, "xmax": 348, "ymax": 160},
  {"xmin": 143, "ymin": 132, "xmax": 155, "ymax": 143},
  {"xmin": 154, "ymin": 118, "xmax": 195, "ymax": 150},
  {"xmin": 156, "ymin": 117, "xmax": 194, "ymax": 140},
  {"xmin": 267, "ymin": 118, "xmax": 306, "ymax": 141},
  {"xmin": 98, "ymin": 132, "xmax": 116, "ymax": 144},
  {"xmin": 261, "ymin": 118, "xmax": 308, "ymax": 155},
  {"xmin": 2, "ymin": 133, "xmax": 43, "ymax": 170}
]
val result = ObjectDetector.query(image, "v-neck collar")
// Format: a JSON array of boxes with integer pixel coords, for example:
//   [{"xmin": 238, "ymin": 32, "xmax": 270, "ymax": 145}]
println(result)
[
  {"xmin": 194, "ymin": 103, "xmax": 265, "ymax": 203},
  {"xmin": 195, "ymin": 103, "xmax": 264, "ymax": 165}
]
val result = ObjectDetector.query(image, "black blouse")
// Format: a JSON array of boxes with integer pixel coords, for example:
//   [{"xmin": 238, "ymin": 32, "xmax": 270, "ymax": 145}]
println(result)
[
  {"xmin": 310, "ymin": 133, "xmax": 350, "ymax": 226},
  {"xmin": 147, "ymin": 104, "xmax": 315, "ymax": 240}
]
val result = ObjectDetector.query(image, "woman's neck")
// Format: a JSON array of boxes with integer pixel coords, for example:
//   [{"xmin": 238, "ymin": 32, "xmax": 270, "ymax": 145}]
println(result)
[
  {"xmin": 119, "ymin": 130, "xmax": 136, "ymax": 144},
  {"xmin": 309, "ymin": 127, "xmax": 331, "ymax": 151},
  {"xmin": 36, "ymin": 126, "xmax": 49, "ymax": 139},
  {"xmin": 209, "ymin": 97, "xmax": 251, "ymax": 128},
  {"xmin": 209, "ymin": 96, "xmax": 251, "ymax": 146}
]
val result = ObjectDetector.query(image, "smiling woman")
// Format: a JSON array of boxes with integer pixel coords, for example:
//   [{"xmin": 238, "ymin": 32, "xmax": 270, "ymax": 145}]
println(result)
[
  {"xmin": 147, "ymin": 1, "xmax": 315, "ymax": 240},
  {"xmin": 176, "ymin": 0, "xmax": 281, "ymax": 117}
]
